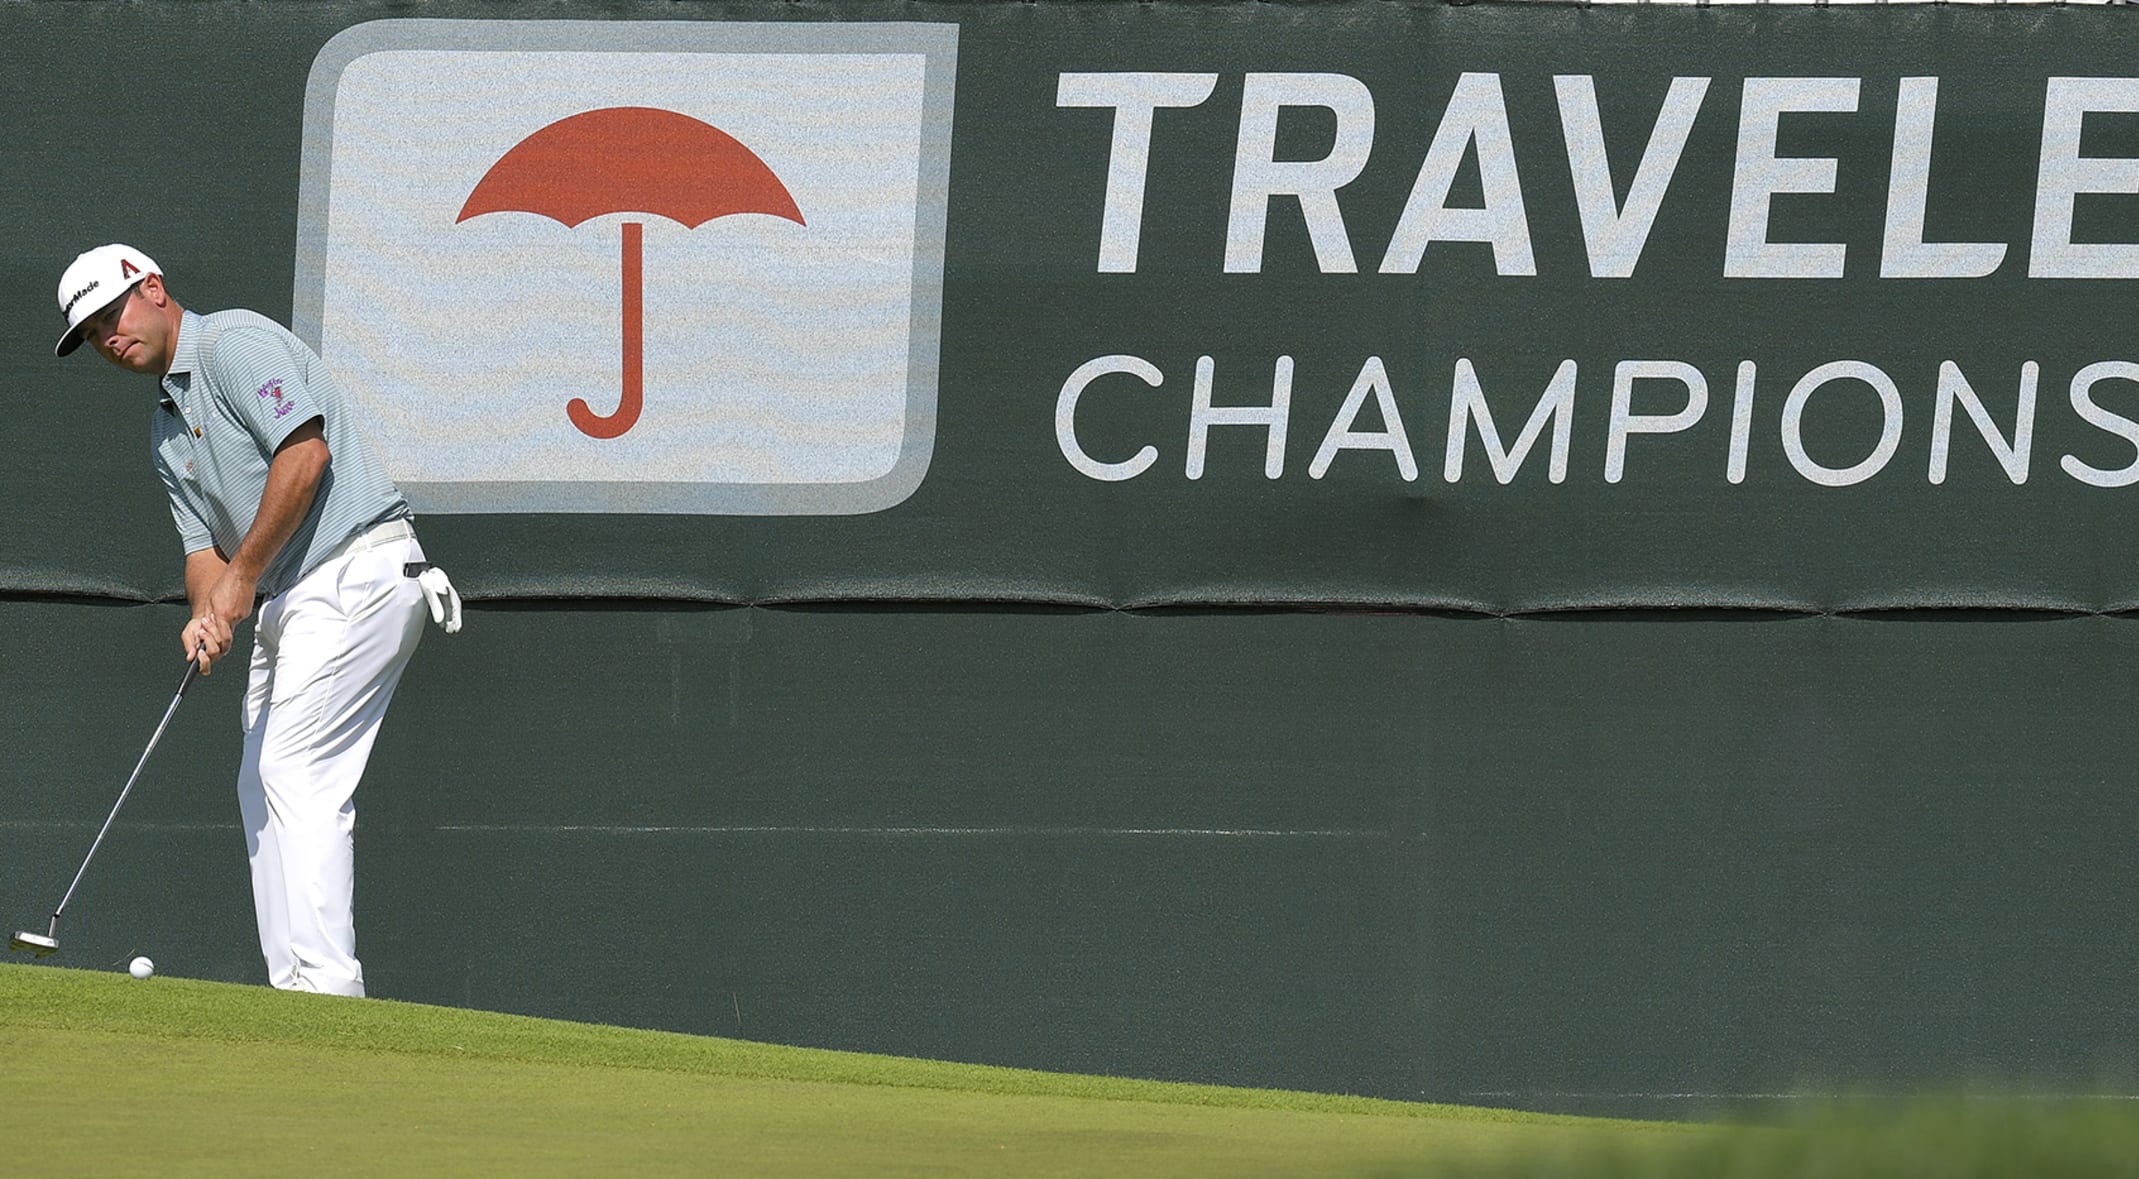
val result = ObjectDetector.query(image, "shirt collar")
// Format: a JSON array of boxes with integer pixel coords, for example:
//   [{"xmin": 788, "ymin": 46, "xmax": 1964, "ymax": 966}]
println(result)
[{"xmin": 158, "ymin": 310, "xmax": 202, "ymax": 410}]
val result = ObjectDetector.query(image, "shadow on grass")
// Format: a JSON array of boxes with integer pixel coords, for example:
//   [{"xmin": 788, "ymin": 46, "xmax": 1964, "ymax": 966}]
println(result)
[{"xmin": 1378, "ymin": 1095, "xmax": 2139, "ymax": 1179}]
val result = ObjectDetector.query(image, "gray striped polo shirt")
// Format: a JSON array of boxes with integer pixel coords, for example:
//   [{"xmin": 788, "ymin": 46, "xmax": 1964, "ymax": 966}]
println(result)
[{"xmin": 152, "ymin": 308, "xmax": 409, "ymax": 599}]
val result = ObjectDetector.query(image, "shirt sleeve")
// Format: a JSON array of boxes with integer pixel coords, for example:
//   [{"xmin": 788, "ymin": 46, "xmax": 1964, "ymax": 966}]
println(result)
[
  {"xmin": 152, "ymin": 441, "xmax": 216, "ymax": 556},
  {"xmin": 203, "ymin": 325, "xmax": 328, "ymax": 455}
]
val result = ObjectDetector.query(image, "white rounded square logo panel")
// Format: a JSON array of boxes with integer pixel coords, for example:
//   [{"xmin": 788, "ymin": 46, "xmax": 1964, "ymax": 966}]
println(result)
[{"xmin": 297, "ymin": 21, "xmax": 956, "ymax": 514}]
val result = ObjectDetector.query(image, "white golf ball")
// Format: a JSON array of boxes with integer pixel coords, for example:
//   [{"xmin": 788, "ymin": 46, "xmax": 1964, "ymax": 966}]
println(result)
[{"xmin": 128, "ymin": 956, "xmax": 154, "ymax": 980}]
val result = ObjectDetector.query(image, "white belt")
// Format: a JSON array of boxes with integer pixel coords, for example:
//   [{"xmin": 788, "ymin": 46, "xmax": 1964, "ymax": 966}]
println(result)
[{"xmin": 322, "ymin": 516, "xmax": 417, "ymax": 565}]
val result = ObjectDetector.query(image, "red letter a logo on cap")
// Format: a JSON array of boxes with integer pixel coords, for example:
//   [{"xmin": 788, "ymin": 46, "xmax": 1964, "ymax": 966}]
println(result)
[{"xmin": 120, "ymin": 259, "xmax": 141, "ymax": 279}]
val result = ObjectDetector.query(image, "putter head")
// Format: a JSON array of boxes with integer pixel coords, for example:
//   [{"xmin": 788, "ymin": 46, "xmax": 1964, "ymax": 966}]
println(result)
[{"xmin": 8, "ymin": 930, "xmax": 58, "ymax": 957}]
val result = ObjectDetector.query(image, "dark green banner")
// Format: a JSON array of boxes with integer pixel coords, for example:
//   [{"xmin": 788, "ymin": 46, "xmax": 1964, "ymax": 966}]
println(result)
[{"xmin": 7, "ymin": 2, "xmax": 2139, "ymax": 610}]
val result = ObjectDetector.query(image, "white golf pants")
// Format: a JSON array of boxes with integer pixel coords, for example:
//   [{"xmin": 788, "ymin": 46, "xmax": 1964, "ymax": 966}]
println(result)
[{"xmin": 237, "ymin": 522, "xmax": 426, "ymax": 997}]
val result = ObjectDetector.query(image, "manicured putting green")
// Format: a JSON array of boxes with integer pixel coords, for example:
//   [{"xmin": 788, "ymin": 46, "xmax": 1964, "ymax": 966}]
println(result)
[
  {"xmin": 14, "ymin": 963, "xmax": 2134, "ymax": 1177},
  {"xmin": 0, "ymin": 963, "xmax": 1636, "ymax": 1177}
]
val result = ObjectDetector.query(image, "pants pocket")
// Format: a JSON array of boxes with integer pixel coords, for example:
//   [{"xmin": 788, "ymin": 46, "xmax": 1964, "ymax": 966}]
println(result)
[{"xmin": 333, "ymin": 549, "xmax": 389, "ymax": 620}]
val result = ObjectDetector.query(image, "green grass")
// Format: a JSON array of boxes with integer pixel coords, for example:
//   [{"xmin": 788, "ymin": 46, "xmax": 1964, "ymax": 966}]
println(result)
[
  {"xmin": 1387, "ymin": 1098, "xmax": 2139, "ymax": 1179},
  {"xmin": 0, "ymin": 962, "xmax": 1638, "ymax": 1177},
  {"xmin": 11, "ymin": 961, "xmax": 2139, "ymax": 1177}
]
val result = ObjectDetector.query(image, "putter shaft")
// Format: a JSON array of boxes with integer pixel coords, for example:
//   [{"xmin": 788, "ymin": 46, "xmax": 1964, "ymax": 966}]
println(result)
[{"xmin": 13, "ymin": 651, "xmax": 202, "ymax": 955}]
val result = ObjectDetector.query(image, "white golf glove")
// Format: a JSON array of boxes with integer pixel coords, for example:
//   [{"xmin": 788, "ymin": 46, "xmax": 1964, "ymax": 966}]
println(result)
[{"xmin": 416, "ymin": 566, "xmax": 463, "ymax": 634}]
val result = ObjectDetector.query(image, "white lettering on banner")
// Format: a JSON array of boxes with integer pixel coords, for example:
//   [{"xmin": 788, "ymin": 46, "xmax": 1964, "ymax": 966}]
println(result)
[
  {"xmin": 1444, "ymin": 359, "xmax": 1576, "ymax": 484},
  {"xmin": 1061, "ymin": 355, "xmax": 2139, "ymax": 488},
  {"xmin": 2061, "ymin": 362, "xmax": 2139, "ymax": 487},
  {"xmin": 1556, "ymin": 75, "xmax": 1710, "ymax": 279},
  {"xmin": 1606, "ymin": 361, "xmax": 1709, "ymax": 483},
  {"xmin": 1186, "ymin": 355, "xmax": 1293, "ymax": 479},
  {"xmin": 1057, "ymin": 72, "xmax": 1220, "ymax": 274},
  {"xmin": 1726, "ymin": 77, "xmax": 1859, "ymax": 279},
  {"xmin": 1929, "ymin": 361, "xmax": 2037, "ymax": 484},
  {"xmin": 1781, "ymin": 361, "xmax": 1904, "ymax": 486},
  {"xmin": 1726, "ymin": 361, "xmax": 1758, "ymax": 484},
  {"xmin": 1883, "ymin": 78, "xmax": 2008, "ymax": 279},
  {"xmin": 1056, "ymin": 355, "xmax": 1163, "ymax": 481},
  {"xmin": 1227, "ymin": 73, "xmax": 1376, "ymax": 274},
  {"xmin": 1050, "ymin": 70, "xmax": 2139, "ymax": 492},
  {"xmin": 1380, "ymin": 72, "xmax": 1535, "ymax": 275},
  {"xmin": 2031, "ymin": 78, "xmax": 2139, "ymax": 278},
  {"xmin": 1311, "ymin": 357, "xmax": 1417, "ymax": 480},
  {"xmin": 1059, "ymin": 73, "xmax": 2139, "ymax": 280}
]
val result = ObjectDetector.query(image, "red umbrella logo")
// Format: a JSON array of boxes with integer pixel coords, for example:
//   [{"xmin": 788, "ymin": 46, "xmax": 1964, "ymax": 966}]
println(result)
[{"xmin": 458, "ymin": 107, "xmax": 806, "ymax": 439}]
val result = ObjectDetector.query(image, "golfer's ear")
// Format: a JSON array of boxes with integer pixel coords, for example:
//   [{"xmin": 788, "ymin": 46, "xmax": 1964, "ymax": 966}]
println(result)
[{"xmin": 139, "ymin": 273, "xmax": 168, "ymax": 305}]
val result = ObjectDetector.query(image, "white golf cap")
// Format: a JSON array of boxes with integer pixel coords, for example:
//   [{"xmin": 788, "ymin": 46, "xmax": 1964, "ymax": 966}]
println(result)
[{"xmin": 55, "ymin": 244, "xmax": 160, "ymax": 358}]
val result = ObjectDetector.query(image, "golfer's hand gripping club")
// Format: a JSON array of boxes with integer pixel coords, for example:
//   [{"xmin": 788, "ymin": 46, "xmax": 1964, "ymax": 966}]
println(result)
[{"xmin": 182, "ymin": 611, "xmax": 233, "ymax": 674}]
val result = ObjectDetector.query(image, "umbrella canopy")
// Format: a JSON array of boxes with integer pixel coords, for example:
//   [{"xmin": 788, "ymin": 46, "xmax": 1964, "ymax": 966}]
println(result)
[{"xmin": 458, "ymin": 106, "xmax": 804, "ymax": 228}]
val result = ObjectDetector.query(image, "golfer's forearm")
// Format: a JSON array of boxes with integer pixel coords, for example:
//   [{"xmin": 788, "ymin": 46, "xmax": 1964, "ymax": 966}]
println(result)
[
  {"xmin": 184, "ymin": 549, "xmax": 227, "ymax": 615},
  {"xmin": 228, "ymin": 425, "xmax": 330, "ymax": 585}
]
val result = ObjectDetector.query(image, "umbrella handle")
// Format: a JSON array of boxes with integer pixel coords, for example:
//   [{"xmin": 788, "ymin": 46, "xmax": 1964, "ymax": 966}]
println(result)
[{"xmin": 570, "ymin": 221, "xmax": 644, "ymax": 439}]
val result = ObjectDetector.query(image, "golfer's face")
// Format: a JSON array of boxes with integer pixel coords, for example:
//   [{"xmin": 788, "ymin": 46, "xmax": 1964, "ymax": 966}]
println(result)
[{"xmin": 83, "ymin": 284, "xmax": 158, "ymax": 374}]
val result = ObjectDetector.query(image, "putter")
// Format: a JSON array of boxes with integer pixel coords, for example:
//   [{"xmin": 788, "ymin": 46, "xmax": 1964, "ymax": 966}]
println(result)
[{"xmin": 10, "ymin": 648, "xmax": 204, "ymax": 958}]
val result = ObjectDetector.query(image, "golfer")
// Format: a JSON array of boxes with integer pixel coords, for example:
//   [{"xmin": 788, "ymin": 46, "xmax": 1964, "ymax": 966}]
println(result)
[{"xmin": 54, "ymin": 244, "xmax": 460, "ymax": 997}]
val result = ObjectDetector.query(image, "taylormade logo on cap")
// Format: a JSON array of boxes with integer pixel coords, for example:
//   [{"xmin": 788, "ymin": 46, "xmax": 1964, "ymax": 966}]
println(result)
[
  {"xmin": 61, "ymin": 281, "xmax": 102, "ymax": 317},
  {"xmin": 54, "ymin": 244, "xmax": 160, "ymax": 358}
]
